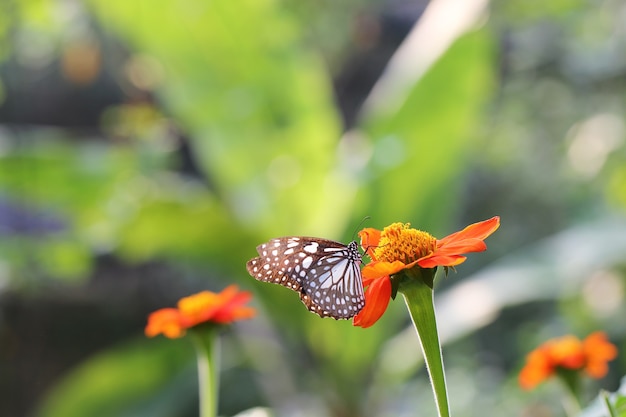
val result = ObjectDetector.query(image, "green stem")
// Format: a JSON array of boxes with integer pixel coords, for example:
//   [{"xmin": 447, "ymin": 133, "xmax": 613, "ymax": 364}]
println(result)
[
  {"xmin": 398, "ymin": 267, "xmax": 450, "ymax": 417},
  {"xmin": 191, "ymin": 328, "xmax": 220, "ymax": 417},
  {"xmin": 601, "ymin": 390, "xmax": 617, "ymax": 417},
  {"xmin": 557, "ymin": 368, "xmax": 581, "ymax": 417}
]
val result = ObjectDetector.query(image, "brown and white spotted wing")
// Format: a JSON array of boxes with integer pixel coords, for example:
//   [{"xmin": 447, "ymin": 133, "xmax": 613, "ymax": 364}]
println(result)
[{"xmin": 246, "ymin": 237, "xmax": 365, "ymax": 319}]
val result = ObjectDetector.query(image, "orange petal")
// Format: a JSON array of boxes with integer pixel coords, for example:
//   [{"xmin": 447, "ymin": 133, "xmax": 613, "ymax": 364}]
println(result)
[
  {"xmin": 583, "ymin": 332, "xmax": 617, "ymax": 378},
  {"xmin": 359, "ymin": 228, "xmax": 381, "ymax": 260},
  {"xmin": 212, "ymin": 290, "xmax": 256, "ymax": 323},
  {"xmin": 434, "ymin": 239, "xmax": 487, "ymax": 256},
  {"xmin": 178, "ymin": 291, "xmax": 220, "ymax": 326},
  {"xmin": 353, "ymin": 276, "xmax": 392, "ymax": 328},
  {"xmin": 417, "ymin": 254, "xmax": 466, "ymax": 268},
  {"xmin": 179, "ymin": 285, "xmax": 255, "ymax": 326},
  {"xmin": 361, "ymin": 260, "xmax": 407, "ymax": 281},
  {"xmin": 216, "ymin": 286, "xmax": 252, "ymax": 311},
  {"xmin": 583, "ymin": 332, "xmax": 618, "ymax": 361},
  {"xmin": 216, "ymin": 284, "xmax": 240, "ymax": 303},
  {"xmin": 547, "ymin": 335, "xmax": 585, "ymax": 369},
  {"xmin": 145, "ymin": 308, "xmax": 185, "ymax": 339},
  {"xmin": 518, "ymin": 349, "xmax": 554, "ymax": 390},
  {"xmin": 213, "ymin": 306, "xmax": 257, "ymax": 323},
  {"xmin": 585, "ymin": 361, "xmax": 609, "ymax": 378},
  {"xmin": 437, "ymin": 217, "xmax": 500, "ymax": 247}
]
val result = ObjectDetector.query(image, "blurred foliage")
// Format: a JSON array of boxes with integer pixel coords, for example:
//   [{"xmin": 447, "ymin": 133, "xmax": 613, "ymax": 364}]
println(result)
[
  {"xmin": 36, "ymin": 338, "xmax": 197, "ymax": 417},
  {"xmin": 1, "ymin": 0, "xmax": 626, "ymax": 416},
  {"xmin": 579, "ymin": 377, "xmax": 626, "ymax": 417}
]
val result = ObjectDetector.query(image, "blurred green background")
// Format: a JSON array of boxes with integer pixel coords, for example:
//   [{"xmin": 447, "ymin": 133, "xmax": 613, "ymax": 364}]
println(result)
[{"xmin": 1, "ymin": 0, "xmax": 626, "ymax": 416}]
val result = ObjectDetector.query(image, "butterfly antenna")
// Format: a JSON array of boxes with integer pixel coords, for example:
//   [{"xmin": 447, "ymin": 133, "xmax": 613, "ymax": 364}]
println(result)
[
  {"xmin": 351, "ymin": 216, "xmax": 371, "ymax": 241},
  {"xmin": 351, "ymin": 216, "xmax": 374, "ymax": 263}
]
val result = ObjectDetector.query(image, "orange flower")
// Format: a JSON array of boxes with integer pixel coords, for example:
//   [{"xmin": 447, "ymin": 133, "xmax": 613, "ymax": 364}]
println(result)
[
  {"xmin": 354, "ymin": 217, "xmax": 500, "ymax": 328},
  {"xmin": 145, "ymin": 285, "xmax": 256, "ymax": 339},
  {"xmin": 145, "ymin": 308, "xmax": 185, "ymax": 338},
  {"xmin": 583, "ymin": 331, "xmax": 619, "ymax": 378},
  {"xmin": 519, "ymin": 332, "xmax": 618, "ymax": 390}
]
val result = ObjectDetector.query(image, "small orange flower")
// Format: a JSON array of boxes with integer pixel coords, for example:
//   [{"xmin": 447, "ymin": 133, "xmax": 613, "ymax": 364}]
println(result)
[
  {"xmin": 354, "ymin": 216, "xmax": 500, "ymax": 328},
  {"xmin": 519, "ymin": 332, "xmax": 618, "ymax": 390},
  {"xmin": 145, "ymin": 308, "xmax": 185, "ymax": 338},
  {"xmin": 145, "ymin": 285, "xmax": 256, "ymax": 339}
]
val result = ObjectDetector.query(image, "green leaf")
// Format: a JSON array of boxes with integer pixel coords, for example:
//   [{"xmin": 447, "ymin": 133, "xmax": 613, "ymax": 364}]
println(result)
[
  {"xmin": 577, "ymin": 379, "xmax": 626, "ymax": 417},
  {"xmin": 358, "ymin": 29, "xmax": 494, "ymax": 228},
  {"xmin": 87, "ymin": 0, "xmax": 347, "ymax": 236},
  {"xmin": 35, "ymin": 337, "xmax": 196, "ymax": 417},
  {"xmin": 36, "ymin": 237, "xmax": 92, "ymax": 281},
  {"xmin": 614, "ymin": 394, "xmax": 626, "ymax": 414}
]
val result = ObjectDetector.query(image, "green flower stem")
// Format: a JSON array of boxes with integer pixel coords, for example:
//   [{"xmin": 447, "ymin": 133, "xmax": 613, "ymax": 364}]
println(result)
[
  {"xmin": 557, "ymin": 369, "xmax": 582, "ymax": 417},
  {"xmin": 601, "ymin": 390, "xmax": 617, "ymax": 417},
  {"xmin": 190, "ymin": 327, "xmax": 220, "ymax": 417},
  {"xmin": 398, "ymin": 267, "xmax": 450, "ymax": 417}
]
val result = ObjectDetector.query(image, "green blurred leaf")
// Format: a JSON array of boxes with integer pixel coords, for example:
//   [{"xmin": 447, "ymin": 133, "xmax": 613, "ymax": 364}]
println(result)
[
  {"xmin": 36, "ymin": 337, "xmax": 196, "ymax": 417},
  {"xmin": 495, "ymin": 0, "xmax": 586, "ymax": 22},
  {"xmin": 87, "ymin": 0, "xmax": 347, "ymax": 236},
  {"xmin": 0, "ymin": 134, "xmax": 254, "ymax": 275},
  {"xmin": 579, "ymin": 378, "xmax": 626, "ymax": 417},
  {"xmin": 0, "ymin": 139, "xmax": 134, "ymax": 211},
  {"xmin": 359, "ymin": 29, "xmax": 494, "ymax": 228},
  {"xmin": 37, "ymin": 237, "xmax": 92, "ymax": 281},
  {"xmin": 615, "ymin": 394, "xmax": 626, "ymax": 415}
]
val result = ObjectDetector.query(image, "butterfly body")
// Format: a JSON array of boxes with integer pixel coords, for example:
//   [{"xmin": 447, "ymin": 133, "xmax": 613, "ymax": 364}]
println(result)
[{"xmin": 246, "ymin": 237, "xmax": 365, "ymax": 319}]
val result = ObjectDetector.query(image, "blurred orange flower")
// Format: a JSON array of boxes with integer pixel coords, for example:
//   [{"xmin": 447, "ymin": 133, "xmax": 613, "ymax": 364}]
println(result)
[
  {"xmin": 354, "ymin": 217, "xmax": 500, "ymax": 328},
  {"xmin": 519, "ymin": 332, "xmax": 618, "ymax": 390},
  {"xmin": 145, "ymin": 285, "xmax": 256, "ymax": 339}
]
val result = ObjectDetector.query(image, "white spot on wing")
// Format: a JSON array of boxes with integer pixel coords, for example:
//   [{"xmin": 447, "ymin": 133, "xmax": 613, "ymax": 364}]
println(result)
[
  {"xmin": 323, "ymin": 247, "xmax": 342, "ymax": 252},
  {"xmin": 304, "ymin": 243, "xmax": 319, "ymax": 253}
]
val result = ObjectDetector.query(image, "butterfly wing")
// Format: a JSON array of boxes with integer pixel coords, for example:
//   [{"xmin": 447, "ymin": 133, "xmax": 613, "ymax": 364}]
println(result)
[{"xmin": 246, "ymin": 237, "xmax": 365, "ymax": 319}]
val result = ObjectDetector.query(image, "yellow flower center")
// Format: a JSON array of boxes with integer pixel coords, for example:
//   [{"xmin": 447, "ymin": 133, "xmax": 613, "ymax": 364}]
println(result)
[
  {"xmin": 178, "ymin": 291, "xmax": 216, "ymax": 318},
  {"xmin": 373, "ymin": 222, "xmax": 436, "ymax": 264}
]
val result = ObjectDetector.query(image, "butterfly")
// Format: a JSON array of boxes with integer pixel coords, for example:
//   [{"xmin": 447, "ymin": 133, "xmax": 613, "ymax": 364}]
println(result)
[{"xmin": 246, "ymin": 237, "xmax": 365, "ymax": 319}]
